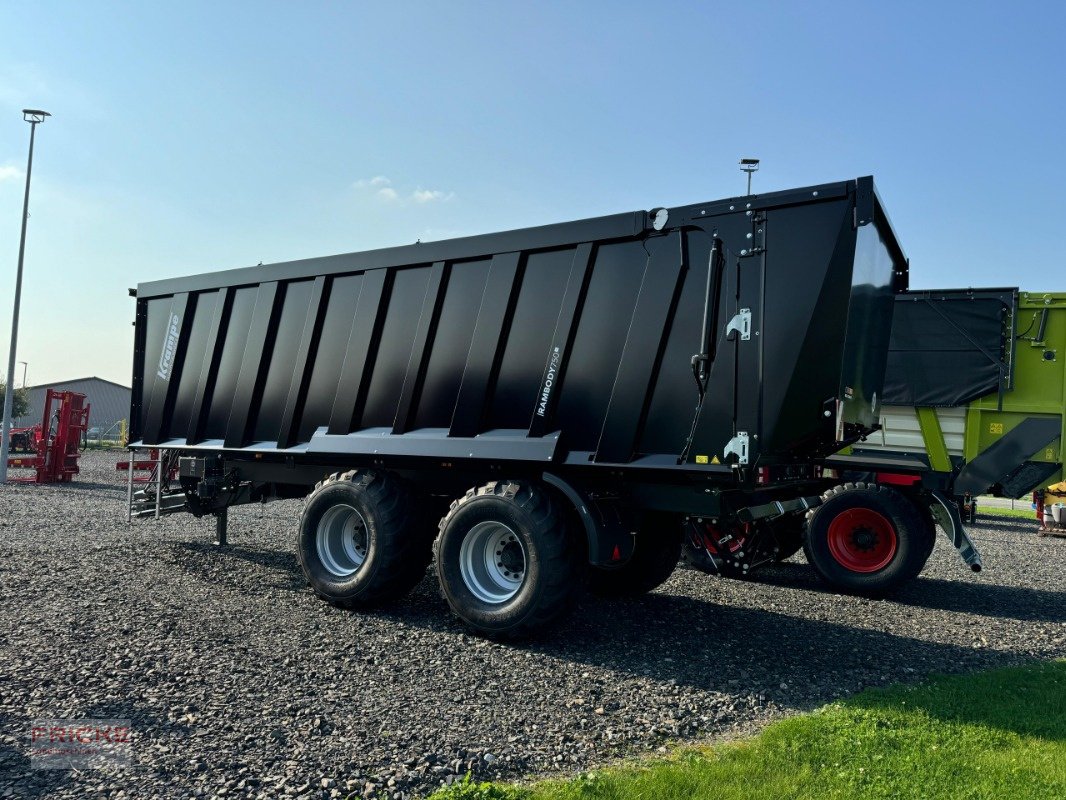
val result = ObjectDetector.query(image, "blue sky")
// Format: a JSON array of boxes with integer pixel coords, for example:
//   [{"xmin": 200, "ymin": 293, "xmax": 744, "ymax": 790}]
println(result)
[{"xmin": 1, "ymin": 1, "xmax": 1064, "ymax": 386}]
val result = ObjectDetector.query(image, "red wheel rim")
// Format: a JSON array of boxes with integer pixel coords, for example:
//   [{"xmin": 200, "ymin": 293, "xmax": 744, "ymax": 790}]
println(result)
[{"xmin": 826, "ymin": 508, "xmax": 898, "ymax": 573}]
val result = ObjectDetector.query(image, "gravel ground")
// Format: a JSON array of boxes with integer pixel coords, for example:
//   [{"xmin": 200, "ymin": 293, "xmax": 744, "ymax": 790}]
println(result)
[{"xmin": 1, "ymin": 451, "xmax": 1064, "ymax": 799}]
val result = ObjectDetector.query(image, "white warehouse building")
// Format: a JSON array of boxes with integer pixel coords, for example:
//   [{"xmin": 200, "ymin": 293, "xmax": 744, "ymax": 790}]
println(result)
[{"xmin": 20, "ymin": 376, "xmax": 131, "ymax": 437}]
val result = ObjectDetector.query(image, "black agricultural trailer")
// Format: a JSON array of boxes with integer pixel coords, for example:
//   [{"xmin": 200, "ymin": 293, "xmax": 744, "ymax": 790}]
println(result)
[{"xmin": 126, "ymin": 177, "xmax": 981, "ymax": 637}]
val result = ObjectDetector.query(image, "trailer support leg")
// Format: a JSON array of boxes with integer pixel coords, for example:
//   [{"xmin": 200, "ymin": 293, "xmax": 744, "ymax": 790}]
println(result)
[{"xmin": 214, "ymin": 510, "xmax": 228, "ymax": 547}]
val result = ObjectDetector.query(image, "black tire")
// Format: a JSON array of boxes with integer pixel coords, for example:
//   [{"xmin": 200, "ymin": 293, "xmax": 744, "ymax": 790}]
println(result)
[
  {"xmin": 915, "ymin": 497, "xmax": 939, "ymax": 561},
  {"xmin": 804, "ymin": 482, "xmax": 930, "ymax": 596},
  {"xmin": 888, "ymin": 488, "xmax": 939, "ymax": 562},
  {"xmin": 434, "ymin": 480, "xmax": 582, "ymax": 639},
  {"xmin": 588, "ymin": 513, "xmax": 682, "ymax": 597},
  {"xmin": 297, "ymin": 470, "xmax": 429, "ymax": 608}
]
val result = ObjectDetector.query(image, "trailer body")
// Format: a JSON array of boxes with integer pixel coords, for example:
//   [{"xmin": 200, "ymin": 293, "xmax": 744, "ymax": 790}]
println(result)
[
  {"xmin": 131, "ymin": 177, "xmax": 902, "ymax": 480},
  {"xmin": 128, "ymin": 177, "xmax": 985, "ymax": 637}
]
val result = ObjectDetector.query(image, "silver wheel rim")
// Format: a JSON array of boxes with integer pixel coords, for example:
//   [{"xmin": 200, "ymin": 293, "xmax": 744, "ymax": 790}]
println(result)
[
  {"xmin": 459, "ymin": 521, "xmax": 526, "ymax": 604},
  {"xmin": 316, "ymin": 503, "xmax": 369, "ymax": 578}
]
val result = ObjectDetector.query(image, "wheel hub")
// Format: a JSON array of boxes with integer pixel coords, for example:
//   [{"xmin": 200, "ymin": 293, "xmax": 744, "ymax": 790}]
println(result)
[
  {"xmin": 851, "ymin": 527, "xmax": 878, "ymax": 551},
  {"xmin": 826, "ymin": 508, "xmax": 898, "ymax": 574},
  {"xmin": 497, "ymin": 539, "xmax": 524, "ymax": 576},
  {"xmin": 315, "ymin": 503, "xmax": 369, "ymax": 578},
  {"xmin": 460, "ymin": 522, "xmax": 527, "ymax": 604}
]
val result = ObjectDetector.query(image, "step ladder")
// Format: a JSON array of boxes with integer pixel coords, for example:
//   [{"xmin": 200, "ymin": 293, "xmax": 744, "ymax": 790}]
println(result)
[{"xmin": 124, "ymin": 447, "xmax": 185, "ymax": 520}]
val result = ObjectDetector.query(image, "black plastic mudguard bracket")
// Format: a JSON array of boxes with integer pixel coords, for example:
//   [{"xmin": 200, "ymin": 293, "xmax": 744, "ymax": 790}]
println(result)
[
  {"xmin": 542, "ymin": 472, "xmax": 637, "ymax": 567},
  {"xmin": 929, "ymin": 490, "xmax": 983, "ymax": 572}
]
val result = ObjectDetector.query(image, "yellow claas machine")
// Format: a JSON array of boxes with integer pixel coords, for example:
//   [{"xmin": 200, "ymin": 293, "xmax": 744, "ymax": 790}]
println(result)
[{"xmin": 837, "ymin": 289, "xmax": 1064, "ymax": 519}]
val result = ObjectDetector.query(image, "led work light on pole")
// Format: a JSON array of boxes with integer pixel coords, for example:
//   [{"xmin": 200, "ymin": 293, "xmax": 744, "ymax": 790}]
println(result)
[{"xmin": 740, "ymin": 158, "xmax": 760, "ymax": 195}]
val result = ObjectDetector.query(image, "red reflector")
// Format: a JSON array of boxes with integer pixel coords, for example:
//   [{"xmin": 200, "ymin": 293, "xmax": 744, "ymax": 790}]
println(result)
[{"xmin": 611, "ymin": 545, "xmax": 621, "ymax": 561}]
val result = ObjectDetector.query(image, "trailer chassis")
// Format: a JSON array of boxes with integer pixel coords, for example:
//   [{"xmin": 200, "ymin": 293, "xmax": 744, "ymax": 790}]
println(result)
[{"xmin": 127, "ymin": 448, "xmax": 982, "ymax": 580}]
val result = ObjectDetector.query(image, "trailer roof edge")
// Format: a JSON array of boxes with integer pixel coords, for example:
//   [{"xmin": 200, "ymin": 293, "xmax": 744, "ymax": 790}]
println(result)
[{"xmin": 136, "ymin": 177, "xmax": 905, "ymax": 299}]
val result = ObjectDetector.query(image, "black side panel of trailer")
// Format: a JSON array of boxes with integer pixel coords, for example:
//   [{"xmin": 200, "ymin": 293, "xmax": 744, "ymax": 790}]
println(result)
[
  {"xmin": 883, "ymin": 288, "xmax": 1016, "ymax": 407},
  {"xmin": 130, "ymin": 177, "xmax": 907, "ymax": 472}
]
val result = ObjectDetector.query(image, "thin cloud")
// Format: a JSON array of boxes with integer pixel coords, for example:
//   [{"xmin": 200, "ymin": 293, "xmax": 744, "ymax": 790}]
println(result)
[
  {"xmin": 412, "ymin": 188, "xmax": 454, "ymax": 204},
  {"xmin": 353, "ymin": 176, "xmax": 455, "ymax": 205},
  {"xmin": 0, "ymin": 165, "xmax": 23, "ymax": 183},
  {"xmin": 353, "ymin": 175, "xmax": 392, "ymax": 189}
]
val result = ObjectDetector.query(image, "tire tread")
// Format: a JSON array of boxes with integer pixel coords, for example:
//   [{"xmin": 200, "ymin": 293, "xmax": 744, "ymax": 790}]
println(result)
[
  {"xmin": 434, "ymin": 480, "xmax": 581, "ymax": 638},
  {"xmin": 803, "ymin": 481, "xmax": 930, "ymax": 595},
  {"xmin": 297, "ymin": 470, "xmax": 430, "ymax": 608}
]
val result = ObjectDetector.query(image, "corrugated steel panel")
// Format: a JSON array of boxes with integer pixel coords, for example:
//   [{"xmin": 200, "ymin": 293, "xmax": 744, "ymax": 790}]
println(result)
[
  {"xmin": 864, "ymin": 405, "xmax": 965, "ymax": 457},
  {"xmin": 129, "ymin": 177, "xmax": 907, "ymax": 470},
  {"xmin": 937, "ymin": 407, "xmax": 967, "ymax": 456}
]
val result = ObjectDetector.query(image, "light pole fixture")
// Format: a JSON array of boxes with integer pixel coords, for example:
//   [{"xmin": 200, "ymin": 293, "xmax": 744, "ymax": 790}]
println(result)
[
  {"xmin": 0, "ymin": 109, "xmax": 50, "ymax": 483},
  {"xmin": 740, "ymin": 158, "xmax": 760, "ymax": 195}
]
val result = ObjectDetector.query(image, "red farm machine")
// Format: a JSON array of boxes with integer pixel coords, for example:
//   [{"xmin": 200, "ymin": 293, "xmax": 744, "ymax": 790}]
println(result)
[
  {"xmin": 8, "ymin": 423, "xmax": 42, "ymax": 453},
  {"xmin": 5, "ymin": 389, "xmax": 90, "ymax": 483}
]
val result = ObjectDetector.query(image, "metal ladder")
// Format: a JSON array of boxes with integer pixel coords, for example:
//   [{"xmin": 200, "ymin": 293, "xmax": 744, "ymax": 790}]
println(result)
[{"xmin": 124, "ymin": 447, "xmax": 185, "ymax": 520}]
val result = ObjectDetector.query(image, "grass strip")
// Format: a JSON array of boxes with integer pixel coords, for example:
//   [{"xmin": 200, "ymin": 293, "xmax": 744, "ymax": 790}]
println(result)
[
  {"xmin": 978, "ymin": 505, "xmax": 1038, "ymax": 520},
  {"xmin": 428, "ymin": 660, "xmax": 1066, "ymax": 800}
]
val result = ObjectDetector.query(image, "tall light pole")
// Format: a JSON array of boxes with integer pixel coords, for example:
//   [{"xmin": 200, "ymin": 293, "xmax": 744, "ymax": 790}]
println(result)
[{"xmin": 0, "ymin": 109, "xmax": 50, "ymax": 484}]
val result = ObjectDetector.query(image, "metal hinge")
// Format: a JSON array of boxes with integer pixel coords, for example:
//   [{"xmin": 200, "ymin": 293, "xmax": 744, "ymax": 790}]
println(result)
[
  {"xmin": 723, "ymin": 432, "xmax": 750, "ymax": 465},
  {"xmin": 725, "ymin": 308, "xmax": 752, "ymax": 341}
]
